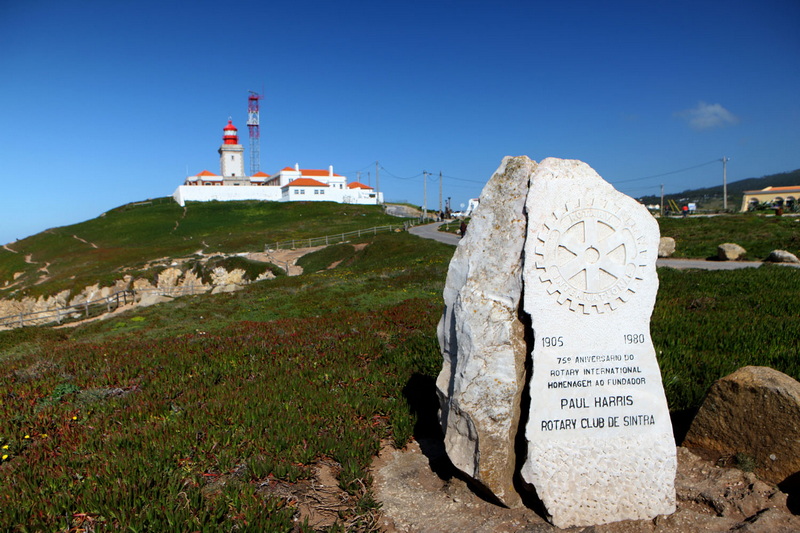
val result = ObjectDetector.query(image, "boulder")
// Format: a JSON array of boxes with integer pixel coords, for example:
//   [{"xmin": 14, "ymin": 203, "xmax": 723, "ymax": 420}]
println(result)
[
  {"xmin": 659, "ymin": 236, "xmax": 676, "ymax": 257},
  {"xmin": 211, "ymin": 283, "xmax": 242, "ymax": 294},
  {"xmin": 436, "ymin": 155, "xmax": 535, "ymax": 507},
  {"xmin": 718, "ymin": 243, "xmax": 747, "ymax": 261},
  {"xmin": 683, "ymin": 366, "xmax": 800, "ymax": 490},
  {"xmin": 767, "ymin": 249, "xmax": 800, "ymax": 264},
  {"xmin": 137, "ymin": 293, "xmax": 172, "ymax": 308}
]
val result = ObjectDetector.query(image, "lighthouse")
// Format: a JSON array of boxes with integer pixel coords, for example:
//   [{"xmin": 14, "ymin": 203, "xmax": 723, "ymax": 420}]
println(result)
[{"xmin": 219, "ymin": 119, "xmax": 246, "ymax": 183}]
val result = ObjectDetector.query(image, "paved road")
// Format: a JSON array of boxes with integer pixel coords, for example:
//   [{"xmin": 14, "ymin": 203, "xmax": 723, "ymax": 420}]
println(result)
[
  {"xmin": 408, "ymin": 222, "xmax": 800, "ymax": 270},
  {"xmin": 408, "ymin": 221, "xmax": 460, "ymax": 246}
]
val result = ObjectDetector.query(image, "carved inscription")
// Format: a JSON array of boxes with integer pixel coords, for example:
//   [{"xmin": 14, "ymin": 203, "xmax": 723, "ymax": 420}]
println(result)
[{"xmin": 535, "ymin": 334, "xmax": 658, "ymax": 435}]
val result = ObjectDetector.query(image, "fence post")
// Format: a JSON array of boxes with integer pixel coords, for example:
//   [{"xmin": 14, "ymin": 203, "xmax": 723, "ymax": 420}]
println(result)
[
  {"xmin": 19, "ymin": 312, "xmax": 23, "ymax": 328},
  {"xmin": 326, "ymin": 235, "xmax": 328, "ymax": 245},
  {"xmin": 85, "ymin": 301, "xmax": 89, "ymax": 318}
]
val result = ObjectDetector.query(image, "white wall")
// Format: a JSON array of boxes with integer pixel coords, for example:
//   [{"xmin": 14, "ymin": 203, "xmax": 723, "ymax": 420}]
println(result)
[{"xmin": 173, "ymin": 185, "xmax": 282, "ymax": 206}]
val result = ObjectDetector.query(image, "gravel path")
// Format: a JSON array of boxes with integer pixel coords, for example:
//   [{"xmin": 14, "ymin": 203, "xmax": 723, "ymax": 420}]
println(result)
[{"xmin": 408, "ymin": 222, "xmax": 799, "ymax": 270}]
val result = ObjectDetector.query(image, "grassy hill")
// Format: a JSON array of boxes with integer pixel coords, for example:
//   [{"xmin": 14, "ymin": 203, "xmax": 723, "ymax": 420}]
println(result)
[
  {"xmin": 638, "ymin": 168, "xmax": 800, "ymax": 211},
  {"xmin": 0, "ymin": 199, "xmax": 405, "ymax": 299},
  {"xmin": 0, "ymin": 204, "xmax": 798, "ymax": 529}
]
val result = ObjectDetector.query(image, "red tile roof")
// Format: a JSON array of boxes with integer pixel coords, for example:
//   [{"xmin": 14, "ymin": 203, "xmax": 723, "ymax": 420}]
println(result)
[
  {"xmin": 347, "ymin": 182, "xmax": 373, "ymax": 189},
  {"xmin": 196, "ymin": 170, "xmax": 219, "ymax": 177},
  {"xmin": 251, "ymin": 171, "xmax": 270, "ymax": 177},
  {"xmin": 284, "ymin": 178, "xmax": 328, "ymax": 187},
  {"xmin": 301, "ymin": 169, "xmax": 343, "ymax": 177}
]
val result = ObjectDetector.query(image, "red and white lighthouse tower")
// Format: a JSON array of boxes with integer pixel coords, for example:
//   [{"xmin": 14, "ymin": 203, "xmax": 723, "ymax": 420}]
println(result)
[{"xmin": 219, "ymin": 118, "xmax": 245, "ymax": 180}]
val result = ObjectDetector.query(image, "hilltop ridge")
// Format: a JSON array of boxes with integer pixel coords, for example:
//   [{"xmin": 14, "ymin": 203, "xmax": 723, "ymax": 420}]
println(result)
[{"xmin": 0, "ymin": 199, "xmax": 403, "ymax": 300}]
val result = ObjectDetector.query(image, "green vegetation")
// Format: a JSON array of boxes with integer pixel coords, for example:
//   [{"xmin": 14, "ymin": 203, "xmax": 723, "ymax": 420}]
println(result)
[
  {"xmin": 1, "ymin": 201, "xmax": 798, "ymax": 529},
  {"xmin": 658, "ymin": 215, "xmax": 800, "ymax": 259},
  {"xmin": 296, "ymin": 243, "xmax": 360, "ymax": 274},
  {"xmin": 188, "ymin": 255, "xmax": 285, "ymax": 284},
  {"xmin": 654, "ymin": 265, "xmax": 799, "ymax": 412},
  {"xmin": 0, "ymin": 233, "xmax": 450, "ymax": 531},
  {"xmin": 0, "ymin": 199, "xmax": 404, "ymax": 299}
]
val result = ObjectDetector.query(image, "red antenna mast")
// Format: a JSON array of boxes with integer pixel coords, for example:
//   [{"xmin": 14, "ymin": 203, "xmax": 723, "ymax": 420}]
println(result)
[{"xmin": 247, "ymin": 91, "xmax": 262, "ymax": 175}]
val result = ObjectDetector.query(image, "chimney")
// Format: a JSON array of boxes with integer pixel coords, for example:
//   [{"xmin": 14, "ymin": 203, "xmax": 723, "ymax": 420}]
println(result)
[
  {"xmin": 295, "ymin": 163, "xmax": 300, "ymax": 172},
  {"xmin": 329, "ymin": 165, "xmax": 334, "ymax": 177}
]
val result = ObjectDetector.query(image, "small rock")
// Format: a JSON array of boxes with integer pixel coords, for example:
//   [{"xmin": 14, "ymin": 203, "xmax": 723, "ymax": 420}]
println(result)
[
  {"xmin": 683, "ymin": 366, "xmax": 800, "ymax": 490},
  {"xmin": 658, "ymin": 236, "xmax": 676, "ymax": 257},
  {"xmin": 766, "ymin": 249, "xmax": 800, "ymax": 263},
  {"xmin": 718, "ymin": 242, "xmax": 747, "ymax": 261}
]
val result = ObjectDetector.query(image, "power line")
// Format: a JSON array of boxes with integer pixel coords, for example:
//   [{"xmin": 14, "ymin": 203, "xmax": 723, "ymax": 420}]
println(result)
[
  {"xmin": 614, "ymin": 159, "xmax": 719, "ymax": 184},
  {"xmin": 378, "ymin": 165, "xmax": 424, "ymax": 180}
]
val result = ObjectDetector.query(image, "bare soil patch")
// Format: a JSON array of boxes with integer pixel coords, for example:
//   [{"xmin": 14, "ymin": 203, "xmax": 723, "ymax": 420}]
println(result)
[{"xmin": 372, "ymin": 439, "xmax": 800, "ymax": 532}]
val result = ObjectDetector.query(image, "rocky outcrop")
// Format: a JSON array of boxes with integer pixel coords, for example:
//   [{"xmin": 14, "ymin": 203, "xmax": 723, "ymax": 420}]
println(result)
[
  {"xmin": 436, "ymin": 156, "xmax": 534, "ymax": 508},
  {"xmin": 718, "ymin": 243, "xmax": 747, "ymax": 261},
  {"xmin": 683, "ymin": 366, "xmax": 800, "ymax": 491}
]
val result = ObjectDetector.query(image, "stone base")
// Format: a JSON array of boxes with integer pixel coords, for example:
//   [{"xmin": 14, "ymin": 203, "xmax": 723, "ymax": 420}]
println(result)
[{"xmin": 522, "ymin": 433, "xmax": 677, "ymax": 528}]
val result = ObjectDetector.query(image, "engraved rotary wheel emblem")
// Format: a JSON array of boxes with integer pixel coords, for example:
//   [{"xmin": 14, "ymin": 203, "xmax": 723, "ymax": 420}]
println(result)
[{"xmin": 534, "ymin": 201, "xmax": 647, "ymax": 314}]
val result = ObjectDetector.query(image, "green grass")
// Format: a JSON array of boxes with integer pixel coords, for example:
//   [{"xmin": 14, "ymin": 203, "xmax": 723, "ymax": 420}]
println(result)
[
  {"xmin": 1, "ymin": 209, "xmax": 798, "ymax": 529},
  {"xmin": 653, "ymin": 264, "xmax": 800, "ymax": 412},
  {"xmin": 296, "ymin": 243, "xmax": 359, "ymax": 274},
  {"xmin": 0, "ymin": 200, "xmax": 405, "ymax": 300},
  {"xmin": 0, "ymin": 232, "xmax": 450, "ymax": 531},
  {"xmin": 658, "ymin": 214, "xmax": 800, "ymax": 259}
]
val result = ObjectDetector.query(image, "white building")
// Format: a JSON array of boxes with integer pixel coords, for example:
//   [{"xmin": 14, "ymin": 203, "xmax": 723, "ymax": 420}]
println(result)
[{"xmin": 173, "ymin": 119, "xmax": 383, "ymax": 207}]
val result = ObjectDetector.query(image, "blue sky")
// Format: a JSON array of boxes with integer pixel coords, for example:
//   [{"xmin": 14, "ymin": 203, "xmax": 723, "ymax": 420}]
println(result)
[{"xmin": 1, "ymin": 0, "xmax": 798, "ymax": 244}]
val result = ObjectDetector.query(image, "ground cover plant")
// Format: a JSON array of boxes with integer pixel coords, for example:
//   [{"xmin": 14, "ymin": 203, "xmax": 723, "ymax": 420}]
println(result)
[
  {"xmin": 1, "ymin": 225, "xmax": 798, "ymax": 530},
  {"xmin": 0, "ymin": 232, "xmax": 451, "ymax": 531},
  {"xmin": 658, "ymin": 214, "xmax": 800, "ymax": 259},
  {"xmin": 0, "ymin": 200, "xmax": 404, "ymax": 300}
]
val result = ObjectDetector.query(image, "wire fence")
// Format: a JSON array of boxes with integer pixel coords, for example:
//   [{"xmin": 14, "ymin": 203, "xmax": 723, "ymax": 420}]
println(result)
[
  {"xmin": 263, "ymin": 223, "xmax": 410, "ymax": 251},
  {"xmin": 0, "ymin": 285, "xmax": 209, "ymax": 330}
]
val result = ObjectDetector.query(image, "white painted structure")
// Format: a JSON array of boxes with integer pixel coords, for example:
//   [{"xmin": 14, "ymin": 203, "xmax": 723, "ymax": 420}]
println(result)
[{"xmin": 173, "ymin": 119, "xmax": 383, "ymax": 207}]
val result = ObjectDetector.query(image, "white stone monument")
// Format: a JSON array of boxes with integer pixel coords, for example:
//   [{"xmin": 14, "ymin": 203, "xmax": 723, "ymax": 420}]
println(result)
[
  {"xmin": 521, "ymin": 158, "xmax": 676, "ymax": 528},
  {"xmin": 437, "ymin": 157, "xmax": 676, "ymax": 528}
]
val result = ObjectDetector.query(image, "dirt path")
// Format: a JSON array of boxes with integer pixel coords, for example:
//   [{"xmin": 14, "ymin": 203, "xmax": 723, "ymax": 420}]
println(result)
[
  {"xmin": 2, "ymin": 244, "xmax": 18, "ymax": 254},
  {"xmin": 72, "ymin": 234, "xmax": 98, "ymax": 248},
  {"xmin": 248, "ymin": 246, "xmax": 326, "ymax": 276},
  {"xmin": 372, "ymin": 439, "xmax": 800, "ymax": 532}
]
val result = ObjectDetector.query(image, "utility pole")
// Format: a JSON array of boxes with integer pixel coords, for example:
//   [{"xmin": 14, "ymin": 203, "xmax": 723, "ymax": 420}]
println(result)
[
  {"xmin": 721, "ymin": 156, "xmax": 730, "ymax": 211},
  {"xmin": 423, "ymin": 171, "xmax": 428, "ymax": 221},
  {"xmin": 438, "ymin": 171, "xmax": 443, "ymax": 216},
  {"xmin": 375, "ymin": 161, "xmax": 380, "ymax": 203},
  {"xmin": 660, "ymin": 184, "xmax": 664, "ymax": 216}
]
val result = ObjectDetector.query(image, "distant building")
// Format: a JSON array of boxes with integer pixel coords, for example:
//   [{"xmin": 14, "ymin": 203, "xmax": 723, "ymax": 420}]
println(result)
[
  {"xmin": 173, "ymin": 119, "xmax": 383, "ymax": 207},
  {"xmin": 740, "ymin": 185, "xmax": 800, "ymax": 211}
]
